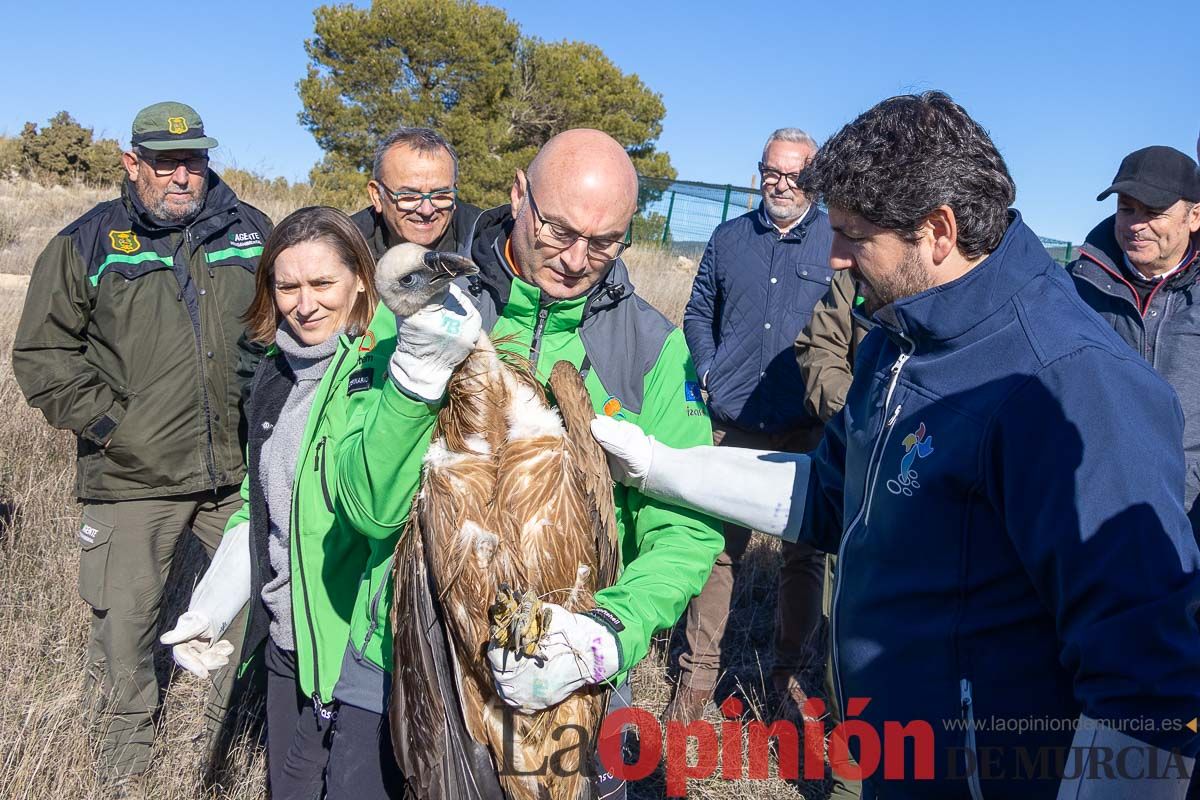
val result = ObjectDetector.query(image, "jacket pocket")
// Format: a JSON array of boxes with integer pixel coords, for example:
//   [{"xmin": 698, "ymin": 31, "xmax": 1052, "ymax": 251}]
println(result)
[
  {"xmin": 314, "ymin": 437, "xmax": 334, "ymax": 514},
  {"xmin": 77, "ymin": 505, "xmax": 115, "ymax": 610},
  {"xmin": 790, "ymin": 262, "xmax": 835, "ymax": 314},
  {"xmin": 362, "ymin": 553, "xmax": 395, "ymax": 654}
]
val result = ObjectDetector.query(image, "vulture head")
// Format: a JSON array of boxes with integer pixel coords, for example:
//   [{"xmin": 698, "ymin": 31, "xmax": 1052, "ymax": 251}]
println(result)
[{"xmin": 376, "ymin": 242, "xmax": 479, "ymax": 317}]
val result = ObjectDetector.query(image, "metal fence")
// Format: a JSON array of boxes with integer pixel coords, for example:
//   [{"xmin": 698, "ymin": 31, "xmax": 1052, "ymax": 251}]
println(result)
[{"xmin": 633, "ymin": 175, "xmax": 1077, "ymax": 265}]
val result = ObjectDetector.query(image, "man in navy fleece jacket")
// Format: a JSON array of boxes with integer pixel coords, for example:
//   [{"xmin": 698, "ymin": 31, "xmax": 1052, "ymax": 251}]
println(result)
[{"xmin": 592, "ymin": 92, "xmax": 1200, "ymax": 799}]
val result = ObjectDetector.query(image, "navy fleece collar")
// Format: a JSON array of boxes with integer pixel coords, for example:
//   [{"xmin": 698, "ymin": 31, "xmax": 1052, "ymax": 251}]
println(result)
[{"xmin": 872, "ymin": 211, "xmax": 1050, "ymax": 346}]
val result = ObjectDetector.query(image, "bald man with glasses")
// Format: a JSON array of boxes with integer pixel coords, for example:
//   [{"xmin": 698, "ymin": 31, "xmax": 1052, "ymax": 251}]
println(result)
[{"xmin": 456, "ymin": 127, "xmax": 723, "ymax": 798}]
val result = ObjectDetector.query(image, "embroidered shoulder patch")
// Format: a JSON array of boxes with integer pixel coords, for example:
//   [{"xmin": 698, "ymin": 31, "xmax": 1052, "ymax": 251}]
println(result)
[{"xmin": 109, "ymin": 230, "xmax": 140, "ymax": 254}]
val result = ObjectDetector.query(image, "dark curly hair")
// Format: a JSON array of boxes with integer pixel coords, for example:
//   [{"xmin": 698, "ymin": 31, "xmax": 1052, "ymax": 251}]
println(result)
[{"xmin": 798, "ymin": 91, "xmax": 1015, "ymax": 259}]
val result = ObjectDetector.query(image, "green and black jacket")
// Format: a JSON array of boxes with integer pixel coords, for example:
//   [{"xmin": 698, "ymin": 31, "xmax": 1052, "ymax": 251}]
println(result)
[
  {"xmin": 461, "ymin": 205, "xmax": 725, "ymax": 683},
  {"xmin": 13, "ymin": 174, "xmax": 272, "ymax": 500}
]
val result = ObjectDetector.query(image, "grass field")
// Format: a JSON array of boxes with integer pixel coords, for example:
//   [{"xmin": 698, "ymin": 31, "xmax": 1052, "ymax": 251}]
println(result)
[{"xmin": 0, "ymin": 178, "xmax": 823, "ymax": 799}]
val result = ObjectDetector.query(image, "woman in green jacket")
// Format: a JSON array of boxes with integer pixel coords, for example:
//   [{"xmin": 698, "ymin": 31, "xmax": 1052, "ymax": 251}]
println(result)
[{"xmin": 160, "ymin": 207, "xmax": 473, "ymax": 799}]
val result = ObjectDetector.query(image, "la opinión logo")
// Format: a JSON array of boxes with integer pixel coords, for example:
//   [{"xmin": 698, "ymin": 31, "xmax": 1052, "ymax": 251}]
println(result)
[{"xmin": 499, "ymin": 696, "xmax": 935, "ymax": 795}]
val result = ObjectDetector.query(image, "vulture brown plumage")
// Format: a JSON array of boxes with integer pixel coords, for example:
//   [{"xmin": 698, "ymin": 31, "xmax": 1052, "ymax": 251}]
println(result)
[{"xmin": 389, "ymin": 324, "xmax": 621, "ymax": 800}]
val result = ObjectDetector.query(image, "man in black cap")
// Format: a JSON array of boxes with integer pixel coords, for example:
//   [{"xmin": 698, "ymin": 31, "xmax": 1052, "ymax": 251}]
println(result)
[
  {"xmin": 1067, "ymin": 145, "xmax": 1200, "ymax": 527},
  {"xmin": 13, "ymin": 101, "xmax": 271, "ymax": 796}
]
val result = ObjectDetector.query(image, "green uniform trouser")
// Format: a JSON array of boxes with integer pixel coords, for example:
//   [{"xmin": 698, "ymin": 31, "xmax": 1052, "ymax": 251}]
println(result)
[{"xmin": 78, "ymin": 487, "xmax": 247, "ymax": 778}]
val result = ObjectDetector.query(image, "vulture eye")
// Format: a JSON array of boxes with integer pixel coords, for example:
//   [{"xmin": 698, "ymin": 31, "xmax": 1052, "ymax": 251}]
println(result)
[{"xmin": 399, "ymin": 274, "xmax": 417, "ymax": 286}]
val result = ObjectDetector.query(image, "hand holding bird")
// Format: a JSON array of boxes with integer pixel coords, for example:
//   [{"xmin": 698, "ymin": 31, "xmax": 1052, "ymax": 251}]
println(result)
[
  {"xmin": 375, "ymin": 243, "xmax": 483, "ymax": 402},
  {"xmin": 486, "ymin": 599, "xmax": 619, "ymax": 714}
]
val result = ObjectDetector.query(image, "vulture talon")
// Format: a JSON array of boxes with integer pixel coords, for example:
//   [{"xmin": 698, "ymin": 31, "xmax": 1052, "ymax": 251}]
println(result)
[
  {"xmin": 514, "ymin": 590, "xmax": 547, "ymax": 659},
  {"xmin": 488, "ymin": 583, "xmax": 519, "ymax": 648}
]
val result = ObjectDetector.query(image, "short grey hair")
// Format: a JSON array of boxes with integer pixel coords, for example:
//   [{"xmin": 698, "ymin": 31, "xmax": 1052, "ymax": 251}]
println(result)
[
  {"xmin": 762, "ymin": 127, "xmax": 818, "ymax": 161},
  {"xmin": 372, "ymin": 127, "xmax": 458, "ymax": 182}
]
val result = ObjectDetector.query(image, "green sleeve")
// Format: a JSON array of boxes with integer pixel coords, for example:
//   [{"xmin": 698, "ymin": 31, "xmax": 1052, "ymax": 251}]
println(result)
[
  {"xmin": 224, "ymin": 469, "xmax": 251, "ymax": 534},
  {"xmin": 12, "ymin": 236, "xmax": 128, "ymax": 444},
  {"xmin": 593, "ymin": 329, "xmax": 724, "ymax": 682},
  {"xmin": 334, "ymin": 379, "xmax": 439, "ymax": 540}
]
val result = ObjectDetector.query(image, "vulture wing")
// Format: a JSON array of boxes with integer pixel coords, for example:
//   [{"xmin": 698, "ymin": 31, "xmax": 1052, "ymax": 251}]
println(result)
[
  {"xmin": 389, "ymin": 505, "xmax": 505, "ymax": 800},
  {"xmin": 392, "ymin": 347, "xmax": 621, "ymax": 800},
  {"xmin": 548, "ymin": 360, "xmax": 620, "ymax": 590}
]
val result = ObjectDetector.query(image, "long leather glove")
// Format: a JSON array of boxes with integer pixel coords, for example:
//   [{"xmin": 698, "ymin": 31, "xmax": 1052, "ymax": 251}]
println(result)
[
  {"xmin": 589, "ymin": 415, "xmax": 810, "ymax": 542},
  {"xmin": 1056, "ymin": 716, "xmax": 1194, "ymax": 799},
  {"xmin": 160, "ymin": 521, "xmax": 251, "ymax": 679}
]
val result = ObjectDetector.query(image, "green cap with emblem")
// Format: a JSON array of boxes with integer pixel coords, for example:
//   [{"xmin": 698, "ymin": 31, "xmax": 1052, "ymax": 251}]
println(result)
[{"xmin": 131, "ymin": 101, "xmax": 218, "ymax": 151}]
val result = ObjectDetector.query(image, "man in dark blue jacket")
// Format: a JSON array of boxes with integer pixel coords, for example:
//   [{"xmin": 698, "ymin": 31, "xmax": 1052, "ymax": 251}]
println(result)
[
  {"xmin": 676, "ymin": 128, "xmax": 835, "ymax": 725},
  {"xmin": 1067, "ymin": 146, "xmax": 1200, "ymax": 530},
  {"xmin": 594, "ymin": 92, "xmax": 1200, "ymax": 798}
]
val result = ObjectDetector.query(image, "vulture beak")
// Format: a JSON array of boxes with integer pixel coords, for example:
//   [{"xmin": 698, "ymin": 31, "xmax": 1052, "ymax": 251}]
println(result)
[{"xmin": 423, "ymin": 251, "xmax": 479, "ymax": 286}]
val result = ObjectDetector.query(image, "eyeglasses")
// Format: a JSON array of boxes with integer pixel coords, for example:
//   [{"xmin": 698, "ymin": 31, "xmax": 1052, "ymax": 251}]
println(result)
[
  {"xmin": 525, "ymin": 182, "xmax": 631, "ymax": 262},
  {"xmin": 375, "ymin": 180, "xmax": 457, "ymax": 212},
  {"xmin": 758, "ymin": 162, "xmax": 802, "ymax": 190},
  {"xmin": 141, "ymin": 154, "xmax": 208, "ymax": 177}
]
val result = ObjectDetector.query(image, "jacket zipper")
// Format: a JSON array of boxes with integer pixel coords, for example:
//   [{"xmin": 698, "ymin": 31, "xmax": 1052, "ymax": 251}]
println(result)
[
  {"xmin": 830, "ymin": 336, "xmax": 913, "ymax": 720},
  {"xmin": 960, "ymin": 678, "xmax": 985, "ymax": 800},
  {"xmin": 359, "ymin": 553, "xmax": 395, "ymax": 653},
  {"xmin": 184, "ymin": 225, "xmax": 219, "ymax": 490},
  {"xmin": 314, "ymin": 436, "xmax": 334, "ymax": 513},
  {"xmin": 1149, "ymin": 291, "xmax": 1171, "ymax": 371},
  {"xmin": 862, "ymin": 402, "xmax": 904, "ymax": 529},
  {"xmin": 291, "ymin": 347, "xmax": 350, "ymax": 713},
  {"xmin": 289, "ymin": 484, "xmax": 326, "ymax": 717},
  {"xmin": 529, "ymin": 306, "xmax": 550, "ymax": 373}
]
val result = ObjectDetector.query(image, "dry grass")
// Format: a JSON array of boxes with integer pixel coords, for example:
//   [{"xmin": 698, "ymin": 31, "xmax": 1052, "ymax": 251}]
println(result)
[
  {"xmin": 0, "ymin": 269, "xmax": 267, "ymax": 797},
  {"xmin": 622, "ymin": 247, "xmax": 701, "ymax": 326},
  {"xmin": 0, "ymin": 179, "xmax": 821, "ymax": 799},
  {"xmin": 0, "ymin": 179, "xmax": 112, "ymax": 276}
]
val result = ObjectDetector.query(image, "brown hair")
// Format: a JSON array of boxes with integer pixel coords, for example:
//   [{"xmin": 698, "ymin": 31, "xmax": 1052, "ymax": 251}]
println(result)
[{"xmin": 243, "ymin": 206, "xmax": 379, "ymax": 345}]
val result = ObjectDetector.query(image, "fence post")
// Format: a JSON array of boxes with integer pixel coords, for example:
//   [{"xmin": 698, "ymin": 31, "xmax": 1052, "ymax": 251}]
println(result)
[
  {"xmin": 661, "ymin": 191, "xmax": 676, "ymax": 246},
  {"xmin": 1064, "ymin": 242, "xmax": 1073, "ymax": 264},
  {"xmin": 721, "ymin": 184, "xmax": 732, "ymax": 223}
]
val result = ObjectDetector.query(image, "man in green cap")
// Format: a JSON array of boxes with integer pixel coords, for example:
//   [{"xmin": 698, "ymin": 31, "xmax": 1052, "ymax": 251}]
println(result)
[{"xmin": 12, "ymin": 101, "xmax": 271, "ymax": 795}]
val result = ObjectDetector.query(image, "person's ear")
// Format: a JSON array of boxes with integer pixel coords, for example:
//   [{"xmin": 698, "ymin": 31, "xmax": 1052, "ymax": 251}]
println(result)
[
  {"xmin": 510, "ymin": 170, "xmax": 527, "ymax": 220},
  {"xmin": 122, "ymin": 151, "xmax": 140, "ymax": 182},
  {"xmin": 924, "ymin": 205, "xmax": 958, "ymax": 265},
  {"xmin": 367, "ymin": 181, "xmax": 384, "ymax": 214},
  {"xmin": 1186, "ymin": 201, "xmax": 1200, "ymax": 235}
]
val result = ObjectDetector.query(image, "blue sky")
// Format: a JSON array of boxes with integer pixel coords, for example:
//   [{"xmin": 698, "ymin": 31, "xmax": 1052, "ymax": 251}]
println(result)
[{"xmin": 1, "ymin": 0, "xmax": 1196, "ymax": 242}]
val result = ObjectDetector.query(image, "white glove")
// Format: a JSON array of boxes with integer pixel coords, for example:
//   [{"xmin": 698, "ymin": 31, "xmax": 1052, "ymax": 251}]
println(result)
[
  {"xmin": 590, "ymin": 416, "xmax": 811, "ymax": 541},
  {"xmin": 487, "ymin": 603, "xmax": 620, "ymax": 713},
  {"xmin": 390, "ymin": 282, "xmax": 482, "ymax": 403},
  {"xmin": 588, "ymin": 414, "xmax": 654, "ymax": 489},
  {"xmin": 160, "ymin": 521, "xmax": 251, "ymax": 679},
  {"xmin": 1056, "ymin": 715, "xmax": 1194, "ymax": 799},
  {"xmin": 160, "ymin": 615, "xmax": 235, "ymax": 679}
]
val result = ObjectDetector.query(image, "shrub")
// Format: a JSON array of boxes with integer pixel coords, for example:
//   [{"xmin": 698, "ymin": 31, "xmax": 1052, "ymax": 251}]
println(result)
[{"xmin": 18, "ymin": 112, "xmax": 124, "ymax": 186}]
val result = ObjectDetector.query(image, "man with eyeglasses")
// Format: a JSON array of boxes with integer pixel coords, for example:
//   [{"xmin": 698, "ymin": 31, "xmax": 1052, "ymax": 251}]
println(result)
[
  {"xmin": 461, "ymin": 128, "xmax": 722, "ymax": 794},
  {"xmin": 13, "ymin": 101, "xmax": 270, "ymax": 797},
  {"xmin": 674, "ymin": 128, "xmax": 835, "ymax": 729},
  {"xmin": 352, "ymin": 126, "xmax": 480, "ymax": 260}
]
